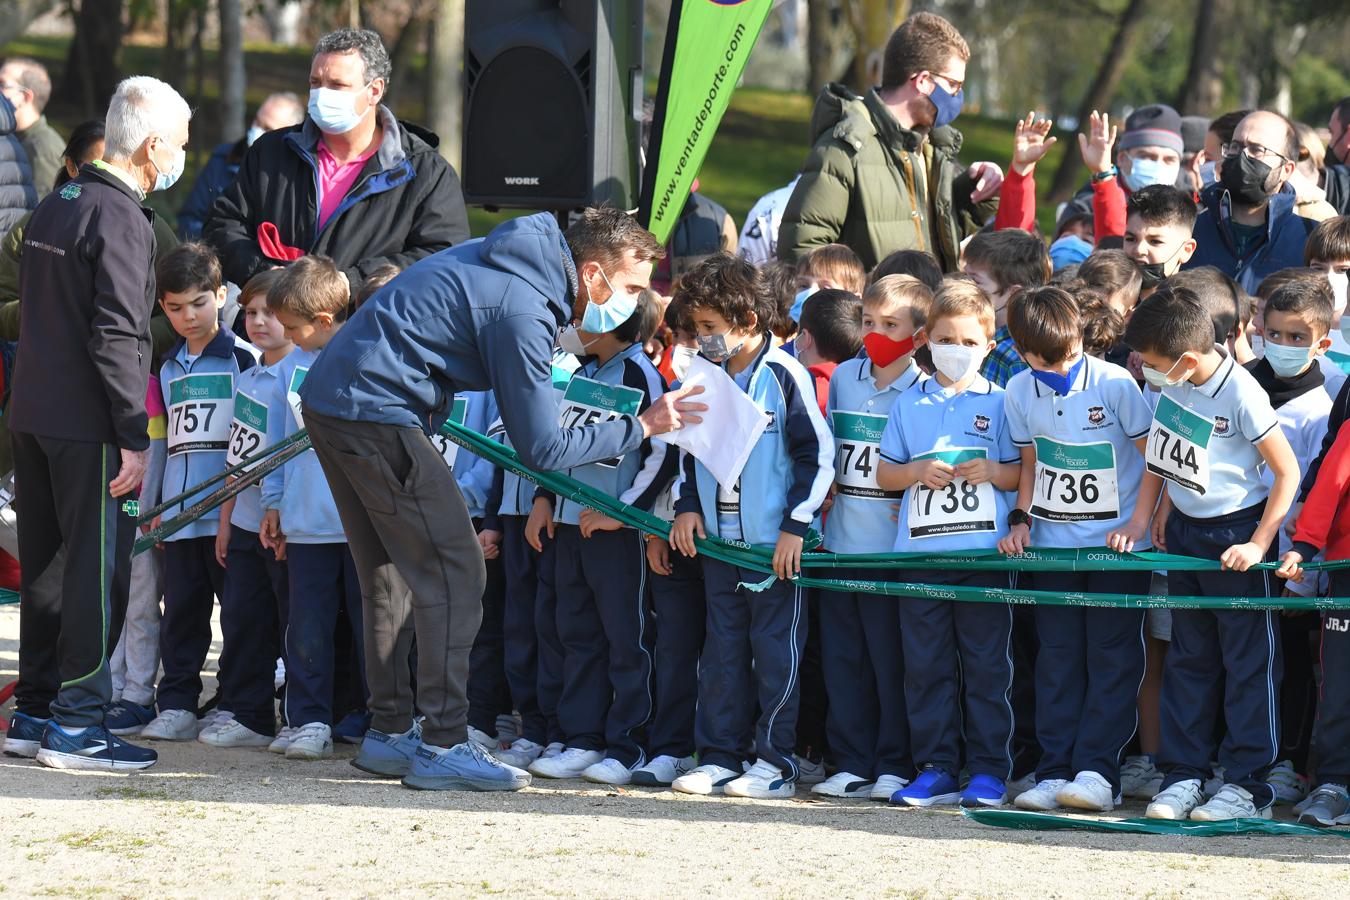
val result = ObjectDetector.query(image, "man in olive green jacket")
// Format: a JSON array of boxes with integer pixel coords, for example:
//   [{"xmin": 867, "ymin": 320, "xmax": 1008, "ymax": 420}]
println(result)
[{"xmin": 778, "ymin": 13, "xmax": 1001, "ymax": 272}]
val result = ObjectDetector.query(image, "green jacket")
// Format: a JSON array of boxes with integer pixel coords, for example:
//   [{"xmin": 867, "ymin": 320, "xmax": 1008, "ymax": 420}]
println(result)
[
  {"xmin": 17, "ymin": 117, "xmax": 65, "ymax": 199},
  {"xmin": 777, "ymin": 84, "xmax": 997, "ymax": 272}
]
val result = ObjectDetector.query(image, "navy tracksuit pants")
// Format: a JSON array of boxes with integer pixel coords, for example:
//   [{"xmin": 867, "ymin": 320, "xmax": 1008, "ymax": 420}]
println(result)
[
  {"xmin": 1160, "ymin": 506, "xmax": 1281, "ymax": 809},
  {"xmin": 1314, "ymin": 576, "xmax": 1350, "ymax": 786},
  {"xmin": 647, "ymin": 546, "xmax": 705, "ymax": 760},
  {"xmin": 899, "ymin": 569, "xmax": 1015, "ymax": 780},
  {"xmin": 218, "ymin": 527, "xmax": 288, "ymax": 736},
  {"xmin": 500, "ymin": 515, "xmax": 562, "ymax": 745},
  {"xmin": 820, "ymin": 570, "xmax": 913, "ymax": 781},
  {"xmin": 697, "ymin": 557, "xmax": 806, "ymax": 779},
  {"xmin": 466, "ymin": 518, "xmax": 512, "ymax": 736},
  {"xmin": 284, "ymin": 543, "xmax": 367, "ymax": 728},
  {"xmin": 158, "ymin": 536, "xmax": 226, "ymax": 714},
  {"xmin": 1031, "ymin": 570, "xmax": 1148, "ymax": 792},
  {"xmin": 553, "ymin": 524, "xmax": 654, "ymax": 767}
]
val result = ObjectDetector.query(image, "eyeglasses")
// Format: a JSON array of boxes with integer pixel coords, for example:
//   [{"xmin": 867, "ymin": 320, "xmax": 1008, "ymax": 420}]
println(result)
[
  {"xmin": 1221, "ymin": 141, "xmax": 1289, "ymax": 164},
  {"xmin": 928, "ymin": 72, "xmax": 964, "ymax": 94}
]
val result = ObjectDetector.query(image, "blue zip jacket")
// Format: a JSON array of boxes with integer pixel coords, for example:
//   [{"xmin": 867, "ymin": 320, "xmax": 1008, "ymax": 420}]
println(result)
[
  {"xmin": 299, "ymin": 213, "xmax": 643, "ymax": 473},
  {"xmin": 454, "ymin": 390, "xmax": 500, "ymax": 518},
  {"xmin": 229, "ymin": 350, "xmax": 291, "ymax": 533},
  {"xmin": 1184, "ymin": 182, "xmax": 1317, "ymax": 295},
  {"xmin": 674, "ymin": 338, "xmax": 835, "ymax": 546},
  {"xmin": 262, "ymin": 348, "xmax": 344, "ymax": 543},
  {"xmin": 159, "ymin": 328, "xmax": 258, "ymax": 540}
]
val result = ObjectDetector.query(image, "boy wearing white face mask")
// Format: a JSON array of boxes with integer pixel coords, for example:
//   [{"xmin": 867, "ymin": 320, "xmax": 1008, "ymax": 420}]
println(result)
[
  {"xmin": 876, "ymin": 279, "xmax": 1022, "ymax": 808},
  {"xmin": 1304, "ymin": 217, "xmax": 1350, "ymax": 390}
]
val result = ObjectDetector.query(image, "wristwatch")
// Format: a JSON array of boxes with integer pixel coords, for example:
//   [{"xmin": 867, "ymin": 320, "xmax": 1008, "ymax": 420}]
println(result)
[
  {"xmin": 1007, "ymin": 508, "xmax": 1032, "ymax": 528},
  {"xmin": 1090, "ymin": 166, "xmax": 1118, "ymax": 183}
]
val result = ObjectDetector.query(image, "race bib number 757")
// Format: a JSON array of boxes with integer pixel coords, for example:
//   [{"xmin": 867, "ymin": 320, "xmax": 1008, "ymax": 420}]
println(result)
[{"xmin": 168, "ymin": 373, "xmax": 233, "ymax": 455}]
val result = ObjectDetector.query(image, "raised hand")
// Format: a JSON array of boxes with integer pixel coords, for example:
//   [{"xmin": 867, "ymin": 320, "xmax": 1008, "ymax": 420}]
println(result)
[
  {"xmin": 1077, "ymin": 110, "xmax": 1118, "ymax": 175},
  {"xmin": 1011, "ymin": 111, "xmax": 1057, "ymax": 176}
]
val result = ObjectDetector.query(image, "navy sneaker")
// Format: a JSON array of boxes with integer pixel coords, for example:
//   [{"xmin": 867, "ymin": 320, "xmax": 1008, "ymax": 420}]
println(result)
[
  {"xmin": 893, "ymin": 767, "xmax": 961, "ymax": 807},
  {"xmin": 36, "ymin": 723, "xmax": 158, "ymax": 771},
  {"xmin": 960, "ymin": 773, "xmax": 1008, "ymax": 807},
  {"xmin": 352, "ymin": 721, "xmax": 422, "ymax": 778},
  {"xmin": 334, "ymin": 709, "xmax": 373, "ymax": 745},
  {"xmin": 402, "ymin": 739, "xmax": 532, "ymax": 792},
  {"xmin": 104, "ymin": 700, "xmax": 156, "ymax": 736},
  {"xmin": 3, "ymin": 711, "xmax": 48, "ymax": 758}
]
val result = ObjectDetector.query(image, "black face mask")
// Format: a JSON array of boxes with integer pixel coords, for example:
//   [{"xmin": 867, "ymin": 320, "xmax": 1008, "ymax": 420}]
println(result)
[
  {"xmin": 1139, "ymin": 242, "xmax": 1185, "ymax": 288},
  {"xmin": 1220, "ymin": 152, "xmax": 1278, "ymax": 206}
]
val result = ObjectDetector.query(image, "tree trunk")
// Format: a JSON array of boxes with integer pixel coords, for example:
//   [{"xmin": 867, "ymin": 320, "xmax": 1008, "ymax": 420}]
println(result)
[
  {"xmin": 161, "ymin": 0, "xmax": 188, "ymax": 85},
  {"xmin": 1047, "ymin": 0, "xmax": 1151, "ymax": 203},
  {"xmin": 0, "ymin": 0, "xmax": 60, "ymax": 50},
  {"xmin": 387, "ymin": 10, "xmax": 429, "ymax": 113},
  {"xmin": 1175, "ymin": 0, "xmax": 1224, "ymax": 116},
  {"xmin": 55, "ymin": 0, "xmax": 124, "ymax": 116},
  {"xmin": 806, "ymin": 0, "xmax": 852, "ymax": 95},
  {"xmin": 846, "ymin": 0, "xmax": 910, "ymax": 92},
  {"xmin": 424, "ymin": 0, "xmax": 464, "ymax": 172},
  {"xmin": 219, "ymin": 0, "xmax": 247, "ymax": 144}
]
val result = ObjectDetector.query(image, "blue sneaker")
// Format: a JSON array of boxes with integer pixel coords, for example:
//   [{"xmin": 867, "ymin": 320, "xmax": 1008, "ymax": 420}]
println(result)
[
  {"xmin": 960, "ymin": 773, "xmax": 1008, "ymax": 807},
  {"xmin": 3, "ymin": 711, "xmax": 48, "ymax": 758},
  {"xmin": 104, "ymin": 700, "xmax": 156, "ymax": 736},
  {"xmin": 36, "ymin": 723, "xmax": 157, "ymax": 771},
  {"xmin": 893, "ymin": 767, "xmax": 961, "ymax": 807},
  {"xmin": 352, "ymin": 721, "xmax": 422, "ymax": 778},
  {"xmin": 402, "ymin": 739, "xmax": 532, "ymax": 792},
  {"xmin": 334, "ymin": 709, "xmax": 373, "ymax": 745}
]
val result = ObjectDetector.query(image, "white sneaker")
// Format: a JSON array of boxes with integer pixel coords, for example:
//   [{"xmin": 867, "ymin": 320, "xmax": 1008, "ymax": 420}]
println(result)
[
  {"xmin": 1013, "ymin": 778, "xmax": 1069, "ymax": 811},
  {"xmin": 198, "ymin": 719, "xmax": 272, "ymax": 748},
  {"xmin": 671, "ymin": 763, "xmax": 742, "ymax": 796},
  {"xmin": 1005, "ymin": 772, "xmax": 1037, "ymax": 797},
  {"xmin": 1268, "ymin": 760, "xmax": 1309, "ymax": 805},
  {"xmin": 1057, "ymin": 771, "xmax": 1117, "ymax": 812},
  {"xmin": 582, "ymin": 757, "xmax": 636, "ymax": 785},
  {"xmin": 1203, "ymin": 764, "xmax": 1226, "ymax": 798},
  {"xmin": 1120, "ymin": 755, "xmax": 1163, "ymax": 799},
  {"xmin": 197, "ymin": 708, "xmax": 235, "ymax": 737},
  {"xmin": 1190, "ymin": 784, "xmax": 1270, "ymax": 821},
  {"xmin": 492, "ymin": 738, "xmax": 545, "ymax": 768},
  {"xmin": 631, "ymin": 754, "xmax": 696, "ymax": 787},
  {"xmin": 869, "ymin": 773, "xmax": 910, "ymax": 801},
  {"xmin": 795, "ymin": 755, "xmax": 826, "ymax": 785},
  {"xmin": 527, "ymin": 746, "xmax": 604, "ymax": 779},
  {"xmin": 468, "ymin": 725, "xmax": 499, "ymax": 751},
  {"xmin": 725, "ymin": 760, "xmax": 795, "ymax": 799},
  {"xmin": 268, "ymin": 726, "xmax": 299, "ymax": 754},
  {"xmin": 811, "ymin": 771, "xmax": 874, "ymax": 798},
  {"xmin": 1145, "ymin": 779, "xmax": 1205, "ymax": 820},
  {"xmin": 284, "ymin": 722, "xmax": 333, "ymax": 760},
  {"xmin": 140, "ymin": 708, "xmax": 199, "ymax": 741}
]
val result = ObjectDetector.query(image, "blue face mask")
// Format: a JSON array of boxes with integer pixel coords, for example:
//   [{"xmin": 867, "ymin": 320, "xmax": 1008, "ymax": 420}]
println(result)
[
  {"xmin": 1029, "ymin": 353, "xmax": 1086, "ymax": 396},
  {"xmin": 789, "ymin": 287, "xmax": 814, "ymax": 324},
  {"xmin": 150, "ymin": 140, "xmax": 184, "ymax": 192},
  {"xmin": 928, "ymin": 80, "xmax": 964, "ymax": 128},
  {"xmin": 1123, "ymin": 155, "xmax": 1180, "ymax": 191},
  {"xmin": 308, "ymin": 85, "xmax": 371, "ymax": 135},
  {"xmin": 1263, "ymin": 342, "xmax": 1315, "ymax": 379},
  {"xmin": 579, "ymin": 267, "xmax": 640, "ymax": 334}
]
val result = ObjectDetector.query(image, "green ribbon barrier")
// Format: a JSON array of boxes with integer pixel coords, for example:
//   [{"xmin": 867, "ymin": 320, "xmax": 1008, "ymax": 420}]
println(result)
[
  {"xmin": 962, "ymin": 808, "xmax": 1350, "ymax": 840},
  {"xmin": 138, "ymin": 429, "xmax": 312, "ymax": 524},
  {"xmin": 802, "ymin": 546, "xmax": 1350, "ymax": 574},
  {"xmin": 0, "ymin": 588, "xmax": 17, "ymax": 606}
]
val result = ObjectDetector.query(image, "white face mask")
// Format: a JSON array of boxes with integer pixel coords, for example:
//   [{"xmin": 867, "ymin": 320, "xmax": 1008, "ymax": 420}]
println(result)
[
  {"xmin": 1327, "ymin": 270, "xmax": 1348, "ymax": 319},
  {"xmin": 670, "ymin": 345, "xmax": 698, "ymax": 381},
  {"xmin": 929, "ymin": 343, "xmax": 983, "ymax": 383},
  {"xmin": 557, "ymin": 324, "xmax": 595, "ymax": 357}
]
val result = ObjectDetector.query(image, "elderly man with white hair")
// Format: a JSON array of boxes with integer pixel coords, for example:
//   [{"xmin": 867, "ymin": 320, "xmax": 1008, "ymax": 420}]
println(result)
[{"xmin": 1, "ymin": 75, "xmax": 191, "ymax": 772}]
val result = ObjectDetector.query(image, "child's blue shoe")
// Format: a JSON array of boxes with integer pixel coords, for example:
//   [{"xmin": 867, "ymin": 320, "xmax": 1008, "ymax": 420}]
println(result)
[
  {"xmin": 36, "ymin": 723, "xmax": 157, "ymax": 771},
  {"xmin": 104, "ymin": 700, "xmax": 156, "ymax": 736},
  {"xmin": 402, "ymin": 739, "xmax": 531, "ymax": 792},
  {"xmin": 3, "ymin": 711, "xmax": 48, "ymax": 758},
  {"xmin": 334, "ymin": 709, "xmax": 373, "ymax": 745},
  {"xmin": 352, "ymin": 721, "xmax": 422, "ymax": 778},
  {"xmin": 960, "ymin": 773, "xmax": 1008, "ymax": 807},
  {"xmin": 892, "ymin": 767, "xmax": 961, "ymax": 807}
]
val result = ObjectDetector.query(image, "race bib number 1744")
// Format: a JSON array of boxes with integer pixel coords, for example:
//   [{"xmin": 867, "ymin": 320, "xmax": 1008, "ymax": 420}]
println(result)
[{"xmin": 1146, "ymin": 394, "xmax": 1213, "ymax": 494}]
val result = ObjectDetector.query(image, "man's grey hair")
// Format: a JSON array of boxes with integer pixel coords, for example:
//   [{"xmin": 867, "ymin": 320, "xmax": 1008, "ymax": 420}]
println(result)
[
  {"xmin": 261, "ymin": 91, "xmax": 305, "ymax": 126},
  {"xmin": 313, "ymin": 28, "xmax": 391, "ymax": 86},
  {"xmin": 104, "ymin": 76, "xmax": 192, "ymax": 160},
  {"xmin": 3, "ymin": 57, "xmax": 51, "ymax": 112}
]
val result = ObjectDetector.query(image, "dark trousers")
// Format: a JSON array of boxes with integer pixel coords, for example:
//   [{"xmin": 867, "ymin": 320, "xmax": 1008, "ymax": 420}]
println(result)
[
  {"xmin": 158, "ymin": 536, "xmax": 225, "ymax": 714},
  {"xmin": 820, "ymin": 571, "xmax": 913, "ymax": 781},
  {"xmin": 283, "ymin": 542, "xmax": 365, "ymax": 728},
  {"xmin": 1313, "ymin": 579, "xmax": 1350, "ymax": 785},
  {"xmin": 553, "ymin": 525, "xmax": 654, "ymax": 767},
  {"xmin": 899, "ymin": 569, "xmax": 1014, "ymax": 780},
  {"xmin": 1031, "ymin": 570, "xmax": 1148, "ymax": 792},
  {"xmin": 305, "ymin": 409, "xmax": 485, "ymax": 748},
  {"xmin": 219, "ymin": 527, "xmax": 288, "ymax": 735},
  {"xmin": 1278, "ymin": 610, "xmax": 1319, "ymax": 772},
  {"xmin": 795, "ymin": 589, "xmax": 829, "ymax": 763},
  {"xmin": 697, "ymin": 557, "xmax": 806, "ymax": 778},
  {"xmin": 466, "ymin": 517, "xmax": 511, "ymax": 736},
  {"xmin": 12, "ymin": 432, "xmax": 134, "ymax": 727},
  {"xmin": 1161, "ymin": 507, "xmax": 1281, "ymax": 809},
  {"xmin": 1010, "ymin": 605, "xmax": 1041, "ymax": 779},
  {"xmin": 535, "ymin": 526, "xmax": 565, "ymax": 745},
  {"xmin": 500, "ymin": 515, "xmax": 549, "ymax": 744},
  {"xmin": 647, "ymin": 547, "xmax": 705, "ymax": 759}
]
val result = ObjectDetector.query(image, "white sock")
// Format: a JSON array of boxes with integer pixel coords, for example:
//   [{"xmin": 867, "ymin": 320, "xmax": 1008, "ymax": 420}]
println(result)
[{"xmin": 61, "ymin": 726, "xmax": 88, "ymax": 736}]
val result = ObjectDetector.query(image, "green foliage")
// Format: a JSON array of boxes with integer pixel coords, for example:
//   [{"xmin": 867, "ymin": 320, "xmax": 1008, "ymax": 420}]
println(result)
[{"xmin": 1290, "ymin": 55, "xmax": 1350, "ymax": 124}]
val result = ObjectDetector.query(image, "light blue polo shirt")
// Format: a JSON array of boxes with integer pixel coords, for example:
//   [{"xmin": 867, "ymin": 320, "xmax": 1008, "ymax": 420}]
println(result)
[
  {"xmin": 879, "ymin": 374, "xmax": 1019, "ymax": 553},
  {"xmin": 1147, "ymin": 353, "xmax": 1279, "ymax": 520},
  {"xmin": 824, "ymin": 357, "xmax": 923, "ymax": 553},
  {"xmin": 1004, "ymin": 356, "xmax": 1153, "ymax": 548}
]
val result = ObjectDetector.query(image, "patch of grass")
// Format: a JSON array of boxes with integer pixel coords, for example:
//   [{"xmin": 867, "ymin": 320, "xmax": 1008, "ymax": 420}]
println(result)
[{"xmin": 93, "ymin": 785, "xmax": 169, "ymax": 801}]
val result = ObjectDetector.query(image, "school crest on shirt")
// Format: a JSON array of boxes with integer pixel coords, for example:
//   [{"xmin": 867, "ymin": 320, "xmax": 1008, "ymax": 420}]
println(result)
[
  {"xmin": 973, "ymin": 414, "xmax": 990, "ymax": 433},
  {"xmin": 59, "ymin": 182, "xmax": 81, "ymax": 200},
  {"xmin": 1087, "ymin": 406, "xmax": 1106, "ymax": 425},
  {"xmin": 1214, "ymin": 416, "xmax": 1230, "ymax": 435}
]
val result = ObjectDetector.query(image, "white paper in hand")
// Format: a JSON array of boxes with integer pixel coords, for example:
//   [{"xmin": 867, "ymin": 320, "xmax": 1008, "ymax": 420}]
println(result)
[{"xmin": 655, "ymin": 355, "xmax": 771, "ymax": 490}]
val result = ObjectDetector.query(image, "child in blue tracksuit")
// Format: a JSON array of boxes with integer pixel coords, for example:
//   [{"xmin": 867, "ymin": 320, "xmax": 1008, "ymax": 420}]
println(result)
[
  {"xmin": 526, "ymin": 292, "xmax": 674, "ymax": 786},
  {"xmin": 142, "ymin": 243, "xmax": 259, "ymax": 743},
  {"xmin": 668, "ymin": 254, "xmax": 834, "ymax": 801},
  {"xmin": 877, "ymin": 279, "xmax": 1022, "ymax": 809}
]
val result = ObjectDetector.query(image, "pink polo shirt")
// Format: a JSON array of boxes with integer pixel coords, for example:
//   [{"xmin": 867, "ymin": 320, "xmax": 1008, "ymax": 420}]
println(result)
[{"xmin": 316, "ymin": 141, "xmax": 376, "ymax": 230}]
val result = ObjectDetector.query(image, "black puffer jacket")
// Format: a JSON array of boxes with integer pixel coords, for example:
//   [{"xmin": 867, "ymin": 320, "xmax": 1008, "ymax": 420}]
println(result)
[{"xmin": 0, "ymin": 96, "xmax": 36, "ymax": 235}]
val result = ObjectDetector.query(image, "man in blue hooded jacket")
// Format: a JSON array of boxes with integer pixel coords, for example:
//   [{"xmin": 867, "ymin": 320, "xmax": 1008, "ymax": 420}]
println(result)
[{"xmin": 299, "ymin": 208, "xmax": 704, "ymax": 792}]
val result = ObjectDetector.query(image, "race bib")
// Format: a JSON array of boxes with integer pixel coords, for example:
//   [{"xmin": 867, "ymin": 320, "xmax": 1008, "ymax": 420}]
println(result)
[
  {"xmin": 652, "ymin": 483, "xmax": 680, "ymax": 523},
  {"xmin": 226, "ymin": 390, "xmax": 268, "ymax": 470},
  {"xmin": 1327, "ymin": 349, "xmax": 1350, "ymax": 375},
  {"xmin": 430, "ymin": 396, "xmax": 470, "ymax": 469},
  {"xmin": 167, "ymin": 373, "xmax": 233, "ymax": 455},
  {"xmin": 832, "ymin": 411, "xmax": 900, "ymax": 499},
  {"xmin": 906, "ymin": 448, "xmax": 996, "ymax": 539},
  {"xmin": 1146, "ymin": 394, "xmax": 1212, "ymax": 494},
  {"xmin": 287, "ymin": 366, "xmax": 308, "ymax": 428},
  {"xmin": 1031, "ymin": 437, "xmax": 1119, "ymax": 522},
  {"xmin": 558, "ymin": 376, "xmax": 644, "ymax": 467},
  {"xmin": 717, "ymin": 478, "xmax": 741, "ymax": 521}
]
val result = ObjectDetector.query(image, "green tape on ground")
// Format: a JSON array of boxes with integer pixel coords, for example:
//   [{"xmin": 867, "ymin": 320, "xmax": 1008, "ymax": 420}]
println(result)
[{"xmin": 962, "ymin": 808, "xmax": 1350, "ymax": 839}]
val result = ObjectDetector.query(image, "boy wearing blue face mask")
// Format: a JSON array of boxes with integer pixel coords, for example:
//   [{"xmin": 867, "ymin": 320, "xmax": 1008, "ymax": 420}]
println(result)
[{"xmin": 996, "ymin": 285, "xmax": 1157, "ymax": 813}]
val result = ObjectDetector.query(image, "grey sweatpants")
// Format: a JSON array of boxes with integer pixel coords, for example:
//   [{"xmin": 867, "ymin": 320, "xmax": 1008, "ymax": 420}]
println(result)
[
  {"xmin": 112, "ymin": 438, "xmax": 166, "ymax": 707},
  {"xmin": 304, "ymin": 409, "xmax": 486, "ymax": 748}
]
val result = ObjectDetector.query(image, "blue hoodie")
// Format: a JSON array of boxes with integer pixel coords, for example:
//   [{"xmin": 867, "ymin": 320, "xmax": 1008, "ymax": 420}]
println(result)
[
  {"xmin": 261, "ymin": 348, "xmax": 344, "ymax": 543},
  {"xmin": 299, "ymin": 212, "xmax": 641, "ymax": 473},
  {"xmin": 451, "ymin": 390, "xmax": 500, "ymax": 518},
  {"xmin": 228, "ymin": 349, "xmax": 293, "ymax": 533},
  {"xmin": 1185, "ymin": 182, "xmax": 1317, "ymax": 295}
]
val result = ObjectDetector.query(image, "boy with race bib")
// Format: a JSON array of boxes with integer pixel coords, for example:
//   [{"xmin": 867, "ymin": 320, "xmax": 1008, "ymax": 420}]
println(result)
[
  {"xmin": 877, "ymin": 278, "xmax": 1023, "ymax": 808},
  {"xmin": 997, "ymin": 285, "xmax": 1157, "ymax": 813},
  {"xmin": 1111, "ymin": 284, "xmax": 1300, "ymax": 821},
  {"xmin": 813, "ymin": 274, "xmax": 929, "ymax": 801},
  {"xmin": 141, "ymin": 244, "xmax": 259, "ymax": 743}
]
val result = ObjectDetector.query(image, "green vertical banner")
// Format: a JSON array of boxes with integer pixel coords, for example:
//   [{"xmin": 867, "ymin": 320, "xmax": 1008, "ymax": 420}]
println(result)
[{"xmin": 639, "ymin": 0, "xmax": 774, "ymax": 245}]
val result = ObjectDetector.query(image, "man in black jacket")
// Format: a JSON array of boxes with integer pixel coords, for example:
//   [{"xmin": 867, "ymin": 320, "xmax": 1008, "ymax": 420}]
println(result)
[
  {"xmin": 204, "ymin": 29, "xmax": 469, "ymax": 303},
  {"xmin": 1, "ymin": 76, "xmax": 191, "ymax": 771}
]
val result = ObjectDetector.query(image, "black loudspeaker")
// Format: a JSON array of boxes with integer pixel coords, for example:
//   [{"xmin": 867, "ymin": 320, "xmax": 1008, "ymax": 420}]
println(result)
[{"xmin": 463, "ymin": 0, "xmax": 643, "ymax": 210}]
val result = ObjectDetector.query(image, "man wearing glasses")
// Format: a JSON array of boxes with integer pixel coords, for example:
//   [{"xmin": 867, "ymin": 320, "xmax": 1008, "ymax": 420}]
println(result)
[
  {"xmin": 0, "ymin": 58, "xmax": 62, "ymax": 197},
  {"xmin": 1185, "ymin": 110, "xmax": 1316, "ymax": 294}
]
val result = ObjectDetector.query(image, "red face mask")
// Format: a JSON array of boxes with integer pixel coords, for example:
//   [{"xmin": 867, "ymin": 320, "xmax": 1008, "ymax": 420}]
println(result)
[{"xmin": 863, "ymin": 331, "xmax": 918, "ymax": 368}]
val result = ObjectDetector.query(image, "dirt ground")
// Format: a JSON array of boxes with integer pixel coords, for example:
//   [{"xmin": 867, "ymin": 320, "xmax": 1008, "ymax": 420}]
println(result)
[{"xmin": 3, "ymin": 604, "xmax": 1350, "ymax": 899}]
